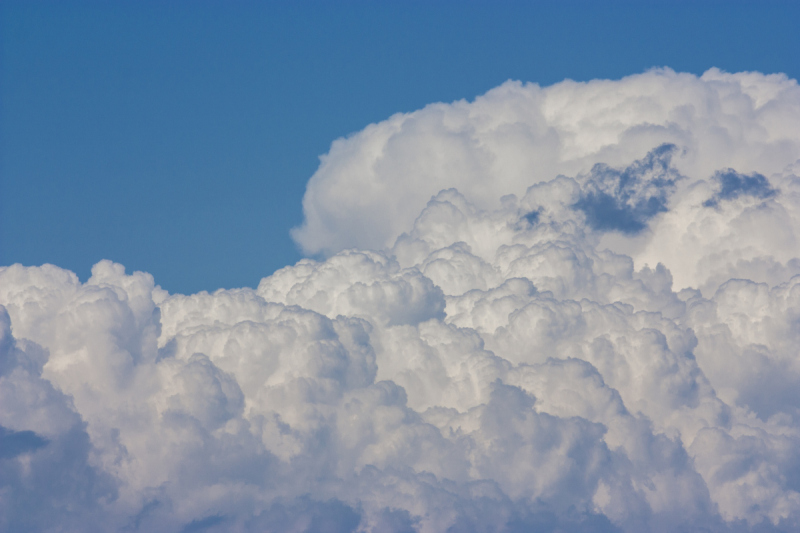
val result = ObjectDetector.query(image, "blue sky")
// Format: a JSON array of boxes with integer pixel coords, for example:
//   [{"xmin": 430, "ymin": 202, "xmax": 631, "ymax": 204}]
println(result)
[{"xmin": 2, "ymin": 0, "xmax": 799, "ymax": 294}]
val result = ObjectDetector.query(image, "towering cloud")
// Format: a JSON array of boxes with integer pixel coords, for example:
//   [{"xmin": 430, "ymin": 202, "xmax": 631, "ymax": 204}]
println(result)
[
  {"xmin": 293, "ymin": 68, "xmax": 800, "ymax": 260},
  {"xmin": 2, "ymin": 69, "xmax": 800, "ymax": 532}
]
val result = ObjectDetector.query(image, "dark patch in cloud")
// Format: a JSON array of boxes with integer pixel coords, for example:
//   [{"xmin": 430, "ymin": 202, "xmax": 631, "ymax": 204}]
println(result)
[
  {"xmin": 369, "ymin": 508, "xmax": 418, "ymax": 533},
  {"xmin": 123, "ymin": 499, "xmax": 162, "ymax": 532},
  {"xmin": 248, "ymin": 497, "xmax": 361, "ymax": 532},
  {"xmin": 441, "ymin": 487, "xmax": 622, "ymax": 533},
  {"xmin": 180, "ymin": 515, "xmax": 227, "ymax": 533},
  {"xmin": 0, "ymin": 426, "xmax": 48, "ymax": 459},
  {"xmin": 522, "ymin": 210, "xmax": 540, "ymax": 226},
  {"xmin": 506, "ymin": 507, "xmax": 622, "ymax": 533},
  {"xmin": 703, "ymin": 169, "xmax": 778, "ymax": 208},
  {"xmin": 1, "ymin": 424, "xmax": 118, "ymax": 532},
  {"xmin": 573, "ymin": 144, "xmax": 682, "ymax": 234}
]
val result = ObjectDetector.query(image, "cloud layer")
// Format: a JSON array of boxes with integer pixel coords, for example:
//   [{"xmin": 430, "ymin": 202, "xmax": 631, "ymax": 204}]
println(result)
[{"xmin": 2, "ymin": 69, "xmax": 800, "ymax": 532}]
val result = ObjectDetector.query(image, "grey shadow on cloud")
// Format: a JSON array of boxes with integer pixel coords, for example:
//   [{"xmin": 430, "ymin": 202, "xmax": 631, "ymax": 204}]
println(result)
[{"xmin": 0, "ymin": 425, "xmax": 48, "ymax": 459}]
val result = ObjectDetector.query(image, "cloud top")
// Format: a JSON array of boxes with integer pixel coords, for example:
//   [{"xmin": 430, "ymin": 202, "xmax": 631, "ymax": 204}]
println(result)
[{"xmin": 292, "ymin": 68, "xmax": 800, "ymax": 257}]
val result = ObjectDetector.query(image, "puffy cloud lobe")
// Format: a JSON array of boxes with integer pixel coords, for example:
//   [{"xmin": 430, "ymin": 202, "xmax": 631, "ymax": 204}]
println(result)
[
  {"xmin": 0, "ymin": 305, "xmax": 117, "ymax": 532},
  {"xmin": 3, "ymin": 70, "xmax": 800, "ymax": 532},
  {"xmin": 634, "ymin": 165, "xmax": 800, "ymax": 294},
  {"xmin": 256, "ymin": 250, "xmax": 445, "ymax": 327},
  {"xmin": 293, "ymin": 68, "xmax": 800, "ymax": 256}
]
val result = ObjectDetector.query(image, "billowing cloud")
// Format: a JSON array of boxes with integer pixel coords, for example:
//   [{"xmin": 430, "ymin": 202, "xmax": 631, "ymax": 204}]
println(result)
[
  {"xmin": 292, "ymin": 68, "xmax": 800, "ymax": 257},
  {"xmin": 2, "ymin": 69, "xmax": 800, "ymax": 532}
]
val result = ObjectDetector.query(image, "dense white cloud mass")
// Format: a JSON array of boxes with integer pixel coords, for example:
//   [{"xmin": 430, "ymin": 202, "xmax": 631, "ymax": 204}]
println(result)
[
  {"xmin": 2, "ymin": 69, "xmax": 800, "ymax": 532},
  {"xmin": 293, "ymin": 68, "xmax": 800, "ymax": 261}
]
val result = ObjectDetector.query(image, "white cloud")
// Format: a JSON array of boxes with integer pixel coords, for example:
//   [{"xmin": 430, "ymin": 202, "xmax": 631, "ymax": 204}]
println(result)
[
  {"xmin": 293, "ymin": 68, "xmax": 800, "ymax": 259},
  {"xmin": 2, "ymin": 69, "xmax": 800, "ymax": 531}
]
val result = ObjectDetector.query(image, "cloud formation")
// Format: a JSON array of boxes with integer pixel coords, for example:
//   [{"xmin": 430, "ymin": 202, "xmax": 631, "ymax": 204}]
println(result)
[
  {"xmin": 293, "ymin": 68, "xmax": 800, "ymax": 258},
  {"xmin": 2, "ymin": 69, "xmax": 800, "ymax": 532}
]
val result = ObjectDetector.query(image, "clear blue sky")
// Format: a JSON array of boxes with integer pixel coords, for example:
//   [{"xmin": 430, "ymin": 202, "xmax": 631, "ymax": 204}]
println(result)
[{"xmin": 2, "ymin": 0, "xmax": 798, "ymax": 294}]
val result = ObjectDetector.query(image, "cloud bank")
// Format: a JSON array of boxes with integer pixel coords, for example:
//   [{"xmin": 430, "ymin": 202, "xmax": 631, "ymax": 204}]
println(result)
[{"xmin": 2, "ymin": 69, "xmax": 800, "ymax": 532}]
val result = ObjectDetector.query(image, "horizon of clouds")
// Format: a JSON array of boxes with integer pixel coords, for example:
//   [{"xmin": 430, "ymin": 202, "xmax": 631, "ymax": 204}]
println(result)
[{"xmin": 2, "ymin": 69, "xmax": 800, "ymax": 532}]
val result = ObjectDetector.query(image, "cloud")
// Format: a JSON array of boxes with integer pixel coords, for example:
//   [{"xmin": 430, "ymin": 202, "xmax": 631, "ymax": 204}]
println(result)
[
  {"xmin": 2, "ymin": 69, "xmax": 800, "ymax": 531},
  {"xmin": 292, "ymin": 68, "xmax": 800, "ymax": 257}
]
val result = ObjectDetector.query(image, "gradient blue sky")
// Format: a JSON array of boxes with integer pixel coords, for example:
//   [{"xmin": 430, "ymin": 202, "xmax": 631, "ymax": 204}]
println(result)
[{"xmin": 2, "ymin": 0, "xmax": 799, "ymax": 294}]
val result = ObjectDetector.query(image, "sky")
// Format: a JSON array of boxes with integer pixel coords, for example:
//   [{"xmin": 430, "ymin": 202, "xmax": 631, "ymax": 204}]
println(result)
[
  {"xmin": 4, "ymin": 2, "xmax": 800, "ymax": 533},
  {"xmin": 2, "ymin": 0, "xmax": 799, "ymax": 294}
]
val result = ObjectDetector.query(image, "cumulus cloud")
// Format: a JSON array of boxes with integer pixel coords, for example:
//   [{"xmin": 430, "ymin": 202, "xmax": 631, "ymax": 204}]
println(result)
[
  {"xmin": 2, "ymin": 69, "xmax": 800, "ymax": 532},
  {"xmin": 293, "ymin": 68, "xmax": 800, "ymax": 257}
]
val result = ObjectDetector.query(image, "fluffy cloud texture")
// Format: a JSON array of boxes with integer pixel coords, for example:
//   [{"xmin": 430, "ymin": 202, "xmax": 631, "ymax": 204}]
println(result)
[
  {"xmin": 294, "ymin": 68, "xmax": 800, "ymax": 260},
  {"xmin": 2, "ymin": 68, "xmax": 800, "ymax": 532}
]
